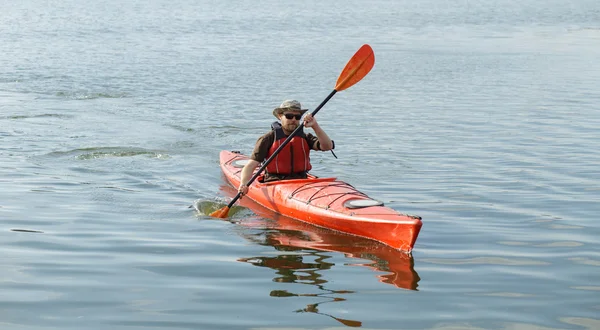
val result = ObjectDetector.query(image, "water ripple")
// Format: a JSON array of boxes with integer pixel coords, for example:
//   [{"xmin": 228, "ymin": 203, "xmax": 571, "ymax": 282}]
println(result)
[
  {"xmin": 421, "ymin": 257, "xmax": 550, "ymax": 266},
  {"xmin": 45, "ymin": 147, "xmax": 170, "ymax": 160}
]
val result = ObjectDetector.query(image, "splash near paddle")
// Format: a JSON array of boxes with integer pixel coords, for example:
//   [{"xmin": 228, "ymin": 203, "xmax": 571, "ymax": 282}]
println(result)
[{"xmin": 210, "ymin": 44, "xmax": 375, "ymax": 220}]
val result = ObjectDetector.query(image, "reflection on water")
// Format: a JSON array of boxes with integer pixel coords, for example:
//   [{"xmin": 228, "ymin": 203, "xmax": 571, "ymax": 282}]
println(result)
[
  {"xmin": 240, "ymin": 252, "xmax": 361, "ymax": 327},
  {"xmin": 236, "ymin": 223, "xmax": 420, "ymax": 291},
  {"xmin": 236, "ymin": 217, "xmax": 419, "ymax": 327},
  {"xmin": 195, "ymin": 184, "xmax": 421, "ymax": 327},
  {"xmin": 240, "ymin": 249, "xmax": 335, "ymax": 285}
]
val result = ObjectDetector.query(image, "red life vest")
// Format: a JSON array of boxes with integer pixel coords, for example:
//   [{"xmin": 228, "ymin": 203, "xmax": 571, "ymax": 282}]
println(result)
[{"xmin": 265, "ymin": 122, "xmax": 312, "ymax": 175}]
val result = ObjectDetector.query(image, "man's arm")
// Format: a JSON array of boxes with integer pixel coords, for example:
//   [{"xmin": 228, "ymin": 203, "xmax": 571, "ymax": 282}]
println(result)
[
  {"xmin": 304, "ymin": 114, "xmax": 333, "ymax": 151},
  {"xmin": 239, "ymin": 132, "xmax": 272, "ymax": 195},
  {"xmin": 238, "ymin": 159, "xmax": 260, "ymax": 196}
]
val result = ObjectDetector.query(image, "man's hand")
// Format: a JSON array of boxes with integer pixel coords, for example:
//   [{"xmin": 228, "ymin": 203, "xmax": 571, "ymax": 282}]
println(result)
[
  {"xmin": 238, "ymin": 184, "xmax": 249, "ymax": 197},
  {"xmin": 303, "ymin": 113, "xmax": 319, "ymax": 129}
]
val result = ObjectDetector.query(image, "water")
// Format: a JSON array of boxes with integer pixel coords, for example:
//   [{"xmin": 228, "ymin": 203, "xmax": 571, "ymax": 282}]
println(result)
[{"xmin": 2, "ymin": 0, "xmax": 600, "ymax": 329}]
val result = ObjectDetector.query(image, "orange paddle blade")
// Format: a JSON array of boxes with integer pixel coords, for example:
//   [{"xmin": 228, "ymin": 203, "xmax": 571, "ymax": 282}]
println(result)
[
  {"xmin": 334, "ymin": 44, "xmax": 375, "ymax": 91},
  {"xmin": 209, "ymin": 206, "xmax": 230, "ymax": 218},
  {"xmin": 333, "ymin": 317, "xmax": 362, "ymax": 328}
]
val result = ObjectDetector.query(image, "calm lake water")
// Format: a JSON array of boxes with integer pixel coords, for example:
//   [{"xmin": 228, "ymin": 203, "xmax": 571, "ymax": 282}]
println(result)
[{"xmin": 2, "ymin": 0, "xmax": 600, "ymax": 329}]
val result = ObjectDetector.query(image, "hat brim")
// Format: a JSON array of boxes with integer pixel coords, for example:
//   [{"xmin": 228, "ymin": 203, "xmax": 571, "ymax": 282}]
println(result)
[{"xmin": 273, "ymin": 107, "xmax": 308, "ymax": 118}]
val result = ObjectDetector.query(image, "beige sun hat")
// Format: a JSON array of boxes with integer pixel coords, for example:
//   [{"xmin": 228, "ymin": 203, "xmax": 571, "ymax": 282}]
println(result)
[{"xmin": 272, "ymin": 99, "xmax": 309, "ymax": 118}]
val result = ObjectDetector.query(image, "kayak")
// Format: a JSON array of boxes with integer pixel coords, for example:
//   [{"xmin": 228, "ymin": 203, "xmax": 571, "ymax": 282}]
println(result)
[
  {"xmin": 218, "ymin": 150, "xmax": 423, "ymax": 252},
  {"xmin": 217, "ymin": 182, "xmax": 420, "ymax": 290}
]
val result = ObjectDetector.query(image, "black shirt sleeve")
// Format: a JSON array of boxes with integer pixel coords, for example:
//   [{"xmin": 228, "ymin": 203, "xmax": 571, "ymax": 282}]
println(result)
[{"xmin": 250, "ymin": 131, "xmax": 275, "ymax": 162}]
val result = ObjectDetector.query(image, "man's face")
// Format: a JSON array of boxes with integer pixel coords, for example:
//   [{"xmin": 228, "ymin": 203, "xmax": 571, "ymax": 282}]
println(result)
[{"xmin": 280, "ymin": 111, "xmax": 302, "ymax": 132}]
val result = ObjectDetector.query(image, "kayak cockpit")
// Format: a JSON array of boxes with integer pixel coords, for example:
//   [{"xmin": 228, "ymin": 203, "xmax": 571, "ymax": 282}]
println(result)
[{"xmin": 262, "ymin": 177, "xmax": 337, "ymax": 186}]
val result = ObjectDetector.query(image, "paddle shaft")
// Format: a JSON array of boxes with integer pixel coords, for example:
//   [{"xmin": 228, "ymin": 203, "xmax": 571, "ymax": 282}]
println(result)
[{"xmin": 225, "ymin": 89, "xmax": 338, "ymax": 209}]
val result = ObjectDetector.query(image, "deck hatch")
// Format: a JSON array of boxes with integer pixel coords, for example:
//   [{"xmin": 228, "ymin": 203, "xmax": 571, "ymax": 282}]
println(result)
[{"xmin": 343, "ymin": 199, "xmax": 384, "ymax": 209}]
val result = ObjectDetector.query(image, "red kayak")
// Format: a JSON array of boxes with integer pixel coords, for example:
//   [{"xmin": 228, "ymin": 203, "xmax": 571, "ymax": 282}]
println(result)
[{"xmin": 218, "ymin": 150, "xmax": 422, "ymax": 252}]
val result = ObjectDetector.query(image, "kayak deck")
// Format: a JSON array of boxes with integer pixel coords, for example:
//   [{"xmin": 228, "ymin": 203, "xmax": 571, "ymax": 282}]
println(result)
[{"xmin": 219, "ymin": 150, "xmax": 422, "ymax": 252}]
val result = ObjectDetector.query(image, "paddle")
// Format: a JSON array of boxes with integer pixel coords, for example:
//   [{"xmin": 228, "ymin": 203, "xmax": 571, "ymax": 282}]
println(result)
[{"xmin": 210, "ymin": 44, "xmax": 375, "ymax": 218}]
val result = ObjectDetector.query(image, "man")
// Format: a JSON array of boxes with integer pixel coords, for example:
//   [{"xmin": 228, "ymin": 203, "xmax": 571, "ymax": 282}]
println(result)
[{"xmin": 238, "ymin": 99, "xmax": 334, "ymax": 196}]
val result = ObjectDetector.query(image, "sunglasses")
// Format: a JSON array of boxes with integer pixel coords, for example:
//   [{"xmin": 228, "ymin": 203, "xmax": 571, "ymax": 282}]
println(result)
[{"xmin": 283, "ymin": 113, "xmax": 302, "ymax": 120}]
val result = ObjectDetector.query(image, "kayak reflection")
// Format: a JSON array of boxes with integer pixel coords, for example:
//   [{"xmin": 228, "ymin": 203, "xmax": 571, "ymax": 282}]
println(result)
[
  {"xmin": 240, "ymin": 253, "xmax": 362, "ymax": 327},
  {"xmin": 220, "ymin": 183, "xmax": 421, "ymax": 291}
]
